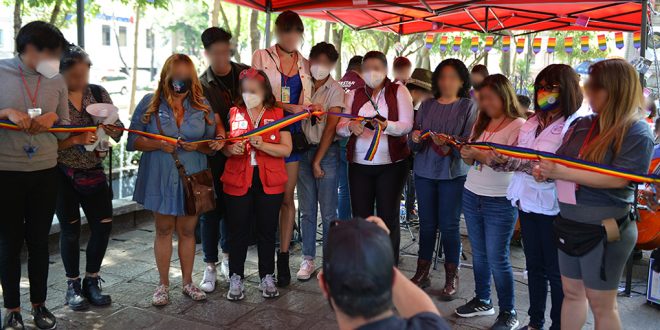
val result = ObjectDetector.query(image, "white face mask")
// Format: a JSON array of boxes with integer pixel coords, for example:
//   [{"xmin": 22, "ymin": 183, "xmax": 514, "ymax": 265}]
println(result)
[
  {"xmin": 242, "ymin": 92, "xmax": 262, "ymax": 109},
  {"xmin": 36, "ymin": 59, "xmax": 60, "ymax": 79},
  {"xmin": 363, "ymin": 70, "xmax": 385, "ymax": 89},
  {"xmin": 310, "ymin": 64, "xmax": 330, "ymax": 81}
]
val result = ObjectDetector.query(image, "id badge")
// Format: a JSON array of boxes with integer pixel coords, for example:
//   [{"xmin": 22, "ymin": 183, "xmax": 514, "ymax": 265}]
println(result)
[
  {"xmin": 473, "ymin": 161, "xmax": 483, "ymax": 172},
  {"xmin": 281, "ymin": 86, "xmax": 291, "ymax": 104},
  {"xmin": 27, "ymin": 108, "xmax": 42, "ymax": 119}
]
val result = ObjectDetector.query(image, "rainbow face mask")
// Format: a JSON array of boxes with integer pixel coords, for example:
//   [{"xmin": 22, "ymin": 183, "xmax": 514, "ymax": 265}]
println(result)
[{"xmin": 537, "ymin": 89, "xmax": 560, "ymax": 112}]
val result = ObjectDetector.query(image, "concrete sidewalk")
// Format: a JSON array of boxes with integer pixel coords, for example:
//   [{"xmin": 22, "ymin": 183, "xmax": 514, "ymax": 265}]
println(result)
[{"xmin": 2, "ymin": 211, "xmax": 658, "ymax": 329}]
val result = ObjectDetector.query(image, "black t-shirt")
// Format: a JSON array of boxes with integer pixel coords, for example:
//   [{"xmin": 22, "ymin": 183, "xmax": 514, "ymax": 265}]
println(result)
[{"xmin": 356, "ymin": 312, "xmax": 451, "ymax": 330}]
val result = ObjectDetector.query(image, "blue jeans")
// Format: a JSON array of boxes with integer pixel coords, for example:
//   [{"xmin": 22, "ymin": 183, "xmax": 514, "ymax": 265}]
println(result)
[
  {"xmin": 520, "ymin": 211, "xmax": 563, "ymax": 330},
  {"xmin": 200, "ymin": 208, "xmax": 228, "ymax": 263},
  {"xmin": 463, "ymin": 188, "xmax": 517, "ymax": 311},
  {"xmin": 337, "ymin": 141, "xmax": 351, "ymax": 220},
  {"xmin": 415, "ymin": 175, "xmax": 465, "ymax": 263},
  {"xmin": 298, "ymin": 144, "xmax": 339, "ymax": 258}
]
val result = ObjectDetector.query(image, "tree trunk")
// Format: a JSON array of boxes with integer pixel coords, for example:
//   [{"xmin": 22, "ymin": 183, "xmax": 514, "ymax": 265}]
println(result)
[
  {"xmin": 324, "ymin": 22, "xmax": 331, "ymax": 42},
  {"xmin": 113, "ymin": 25, "xmax": 129, "ymax": 71},
  {"xmin": 211, "ymin": 0, "xmax": 220, "ymax": 27},
  {"xmin": 50, "ymin": 0, "xmax": 63, "ymax": 25},
  {"xmin": 234, "ymin": 6, "xmax": 241, "ymax": 62},
  {"xmin": 13, "ymin": 0, "xmax": 22, "ymax": 53},
  {"xmin": 415, "ymin": 45, "xmax": 431, "ymax": 70},
  {"xmin": 129, "ymin": 5, "xmax": 141, "ymax": 114},
  {"xmin": 249, "ymin": 9, "xmax": 260, "ymax": 56},
  {"xmin": 219, "ymin": 1, "xmax": 231, "ymax": 33},
  {"xmin": 332, "ymin": 26, "xmax": 344, "ymax": 78}
]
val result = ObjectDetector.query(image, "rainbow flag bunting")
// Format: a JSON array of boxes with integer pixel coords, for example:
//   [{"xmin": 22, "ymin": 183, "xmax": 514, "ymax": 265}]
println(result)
[
  {"xmin": 440, "ymin": 35, "xmax": 448, "ymax": 52},
  {"xmin": 580, "ymin": 35, "xmax": 590, "ymax": 52},
  {"xmin": 470, "ymin": 36, "xmax": 479, "ymax": 53},
  {"xmin": 532, "ymin": 37, "xmax": 542, "ymax": 54},
  {"xmin": 547, "ymin": 37, "xmax": 556, "ymax": 53},
  {"xmin": 633, "ymin": 31, "xmax": 641, "ymax": 49},
  {"xmin": 502, "ymin": 36, "xmax": 511, "ymax": 52},
  {"xmin": 516, "ymin": 38, "xmax": 525, "ymax": 54},
  {"xmin": 425, "ymin": 33, "xmax": 434, "ymax": 49},
  {"xmin": 597, "ymin": 34, "xmax": 607, "ymax": 51},
  {"xmin": 484, "ymin": 36, "xmax": 494, "ymax": 52},
  {"xmin": 614, "ymin": 32, "xmax": 624, "ymax": 49},
  {"xmin": 453, "ymin": 36, "xmax": 462, "ymax": 52},
  {"xmin": 565, "ymin": 37, "xmax": 573, "ymax": 54}
]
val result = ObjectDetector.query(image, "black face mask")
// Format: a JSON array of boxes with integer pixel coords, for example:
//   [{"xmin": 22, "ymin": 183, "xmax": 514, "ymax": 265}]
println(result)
[{"xmin": 171, "ymin": 78, "xmax": 192, "ymax": 94}]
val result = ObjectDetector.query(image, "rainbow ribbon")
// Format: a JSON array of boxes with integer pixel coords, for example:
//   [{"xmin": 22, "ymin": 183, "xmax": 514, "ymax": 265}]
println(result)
[
  {"xmin": 565, "ymin": 37, "xmax": 574, "ymax": 54},
  {"xmin": 471, "ymin": 36, "xmax": 479, "ymax": 53},
  {"xmin": 580, "ymin": 35, "xmax": 590, "ymax": 52},
  {"xmin": 485, "ymin": 36, "xmax": 494, "ymax": 52},
  {"xmin": 502, "ymin": 36, "xmax": 511, "ymax": 52},
  {"xmin": 532, "ymin": 37, "xmax": 542, "ymax": 54},
  {"xmin": 440, "ymin": 35, "xmax": 448, "ymax": 52},
  {"xmin": 364, "ymin": 121, "xmax": 383, "ymax": 161},
  {"xmin": 597, "ymin": 34, "xmax": 607, "ymax": 51},
  {"xmin": 419, "ymin": 132, "xmax": 660, "ymax": 183},
  {"xmin": 615, "ymin": 32, "xmax": 624, "ymax": 49},
  {"xmin": 0, "ymin": 119, "xmax": 97, "ymax": 133},
  {"xmin": 547, "ymin": 37, "xmax": 556, "ymax": 53}
]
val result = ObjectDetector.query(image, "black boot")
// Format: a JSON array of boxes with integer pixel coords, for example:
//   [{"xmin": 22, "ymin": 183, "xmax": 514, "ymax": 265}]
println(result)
[
  {"xmin": 2, "ymin": 311, "xmax": 24, "ymax": 329},
  {"xmin": 82, "ymin": 276, "xmax": 112, "ymax": 306},
  {"xmin": 31, "ymin": 305, "xmax": 56, "ymax": 330},
  {"xmin": 276, "ymin": 251, "xmax": 291, "ymax": 288},
  {"xmin": 65, "ymin": 278, "xmax": 89, "ymax": 311}
]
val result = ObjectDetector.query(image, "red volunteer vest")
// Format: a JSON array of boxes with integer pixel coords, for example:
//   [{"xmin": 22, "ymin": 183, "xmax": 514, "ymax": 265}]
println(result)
[
  {"xmin": 346, "ymin": 80, "xmax": 411, "ymax": 163},
  {"xmin": 221, "ymin": 106, "xmax": 288, "ymax": 196}
]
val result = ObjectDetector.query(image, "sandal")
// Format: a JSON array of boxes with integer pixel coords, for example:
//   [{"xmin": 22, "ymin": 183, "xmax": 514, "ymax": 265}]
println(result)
[
  {"xmin": 152, "ymin": 284, "xmax": 170, "ymax": 306},
  {"xmin": 183, "ymin": 283, "xmax": 207, "ymax": 301}
]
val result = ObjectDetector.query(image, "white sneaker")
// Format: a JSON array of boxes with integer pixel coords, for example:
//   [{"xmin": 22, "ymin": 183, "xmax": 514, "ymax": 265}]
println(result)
[
  {"xmin": 220, "ymin": 257, "xmax": 230, "ymax": 281},
  {"xmin": 227, "ymin": 274, "xmax": 245, "ymax": 301},
  {"xmin": 258, "ymin": 274, "xmax": 279, "ymax": 298},
  {"xmin": 199, "ymin": 266, "xmax": 217, "ymax": 293},
  {"xmin": 296, "ymin": 259, "xmax": 315, "ymax": 281}
]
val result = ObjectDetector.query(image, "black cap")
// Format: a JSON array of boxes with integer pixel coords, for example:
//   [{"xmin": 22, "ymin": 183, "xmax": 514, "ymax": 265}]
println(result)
[{"xmin": 323, "ymin": 218, "xmax": 394, "ymax": 318}]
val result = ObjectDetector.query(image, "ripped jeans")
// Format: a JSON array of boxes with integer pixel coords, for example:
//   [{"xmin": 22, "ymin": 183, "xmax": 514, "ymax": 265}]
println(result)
[{"xmin": 56, "ymin": 169, "xmax": 114, "ymax": 278}]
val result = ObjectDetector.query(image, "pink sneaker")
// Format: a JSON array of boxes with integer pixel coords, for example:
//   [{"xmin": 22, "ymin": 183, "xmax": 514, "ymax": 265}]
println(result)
[{"xmin": 296, "ymin": 259, "xmax": 316, "ymax": 281}]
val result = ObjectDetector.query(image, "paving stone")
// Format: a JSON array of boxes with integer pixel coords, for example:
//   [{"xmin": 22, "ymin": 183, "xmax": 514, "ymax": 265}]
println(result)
[
  {"xmin": 98, "ymin": 306, "xmax": 216, "ymax": 329},
  {"xmin": 102, "ymin": 258, "xmax": 157, "ymax": 279},
  {"xmin": 268, "ymin": 290, "xmax": 327, "ymax": 315},
  {"xmin": 233, "ymin": 307, "xmax": 306, "ymax": 329},
  {"xmin": 183, "ymin": 298, "xmax": 255, "ymax": 326},
  {"xmin": 131, "ymin": 266, "xmax": 184, "ymax": 287}
]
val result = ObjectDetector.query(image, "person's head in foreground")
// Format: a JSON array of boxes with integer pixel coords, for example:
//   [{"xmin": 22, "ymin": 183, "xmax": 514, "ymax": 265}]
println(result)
[{"xmin": 318, "ymin": 217, "xmax": 450, "ymax": 330}]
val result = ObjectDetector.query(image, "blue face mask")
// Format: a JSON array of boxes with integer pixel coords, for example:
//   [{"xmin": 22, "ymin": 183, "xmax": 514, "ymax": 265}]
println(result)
[{"xmin": 171, "ymin": 78, "xmax": 192, "ymax": 94}]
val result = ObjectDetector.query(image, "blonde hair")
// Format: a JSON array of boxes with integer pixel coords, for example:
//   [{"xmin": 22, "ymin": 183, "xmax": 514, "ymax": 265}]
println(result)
[
  {"xmin": 582, "ymin": 59, "xmax": 644, "ymax": 163},
  {"xmin": 143, "ymin": 54, "xmax": 210, "ymax": 124}
]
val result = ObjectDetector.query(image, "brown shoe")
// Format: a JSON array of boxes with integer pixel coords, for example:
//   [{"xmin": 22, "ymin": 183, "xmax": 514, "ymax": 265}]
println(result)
[
  {"xmin": 410, "ymin": 259, "xmax": 432, "ymax": 288},
  {"xmin": 438, "ymin": 263, "xmax": 459, "ymax": 301}
]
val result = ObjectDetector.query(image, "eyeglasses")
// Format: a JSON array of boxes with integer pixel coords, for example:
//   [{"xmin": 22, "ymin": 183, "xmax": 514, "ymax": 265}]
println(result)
[{"xmin": 535, "ymin": 84, "xmax": 560, "ymax": 92}]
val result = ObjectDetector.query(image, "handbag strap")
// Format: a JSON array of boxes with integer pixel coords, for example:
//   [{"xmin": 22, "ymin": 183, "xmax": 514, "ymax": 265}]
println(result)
[{"xmin": 154, "ymin": 109, "xmax": 188, "ymax": 179}]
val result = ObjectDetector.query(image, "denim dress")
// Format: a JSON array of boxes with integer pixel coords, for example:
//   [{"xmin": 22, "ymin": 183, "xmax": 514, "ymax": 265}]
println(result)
[{"xmin": 128, "ymin": 94, "xmax": 216, "ymax": 216}]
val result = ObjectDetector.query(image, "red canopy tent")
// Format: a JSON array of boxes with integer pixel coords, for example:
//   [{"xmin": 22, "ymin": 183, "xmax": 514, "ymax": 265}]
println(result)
[{"xmin": 225, "ymin": 1, "xmax": 647, "ymax": 36}]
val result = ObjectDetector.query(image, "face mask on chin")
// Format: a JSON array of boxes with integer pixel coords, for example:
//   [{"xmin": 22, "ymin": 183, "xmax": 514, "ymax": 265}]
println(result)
[
  {"xmin": 242, "ymin": 92, "xmax": 263, "ymax": 109},
  {"xmin": 363, "ymin": 70, "xmax": 386, "ymax": 89},
  {"xmin": 310, "ymin": 64, "xmax": 331, "ymax": 81},
  {"xmin": 36, "ymin": 58, "xmax": 60, "ymax": 79}
]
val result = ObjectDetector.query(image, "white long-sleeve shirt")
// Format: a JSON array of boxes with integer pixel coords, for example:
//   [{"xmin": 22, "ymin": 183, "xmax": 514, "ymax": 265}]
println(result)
[{"xmin": 337, "ymin": 85, "xmax": 414, "ymax": 165}]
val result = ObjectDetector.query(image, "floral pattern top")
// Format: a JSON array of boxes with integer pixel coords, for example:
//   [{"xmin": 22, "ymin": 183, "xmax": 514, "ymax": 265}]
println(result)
[{"xmin": 57, "ymin": 85, "xmax": 124, "ymax": 170}]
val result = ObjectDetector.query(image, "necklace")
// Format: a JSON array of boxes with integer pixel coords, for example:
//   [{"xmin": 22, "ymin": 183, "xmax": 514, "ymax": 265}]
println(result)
[{"xmin": 482, "ymin": 117, "xmax": 508, "ymax": 142}]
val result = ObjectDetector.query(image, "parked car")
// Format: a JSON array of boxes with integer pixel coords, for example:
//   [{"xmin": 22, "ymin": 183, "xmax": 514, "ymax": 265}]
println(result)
[{"xmin": 100, "ymin": 73, "xmax": 130, "ymax": 95}]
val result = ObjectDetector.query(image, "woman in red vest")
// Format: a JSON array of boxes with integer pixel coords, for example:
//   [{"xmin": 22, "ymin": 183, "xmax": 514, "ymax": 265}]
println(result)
[
  {"xmin": 210, "ymin": 68, "xmax": 292, "ymax": 301},
  {"xmin": 336, "ymin": 51, "xmax": 414, "ymax": 262}
]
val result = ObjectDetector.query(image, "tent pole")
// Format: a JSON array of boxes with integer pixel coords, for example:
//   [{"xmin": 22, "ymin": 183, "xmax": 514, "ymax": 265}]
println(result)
[
  {"xmin": 265, "ymin": 0, "xmax": 272, "ymax": 48},
  {"xmin": 484, "ymin": 6, "xmax": 489, "ymax": 66},
  {"xmin": 76, "ymin": 0, "xmax": 85, "ymax": 48},
  {"xmin": 640, "ymin": 0, "xmax": 648, "ymax": 87}
]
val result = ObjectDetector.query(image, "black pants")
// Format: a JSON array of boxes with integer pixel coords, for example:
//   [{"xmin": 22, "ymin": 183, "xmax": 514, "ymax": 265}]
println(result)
[
  {"xmin": 349, "ymin": 161, "xmax": 409, "ymax": 262},
  {"xmin": 224, "ymin": 168, "xmax": 283, "ymax": 279},
  {"xmin": 0, "ymin": 167, "xmax": 58, "ymax": 309},
  {"xmin": 56, "ymin": 169, "xmax": 113, "ymax": 278}
]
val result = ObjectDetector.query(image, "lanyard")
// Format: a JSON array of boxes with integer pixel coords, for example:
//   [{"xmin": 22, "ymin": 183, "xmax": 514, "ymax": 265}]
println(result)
[
  {"xmin": 269, "ymin": 47, "xmax": 298, "ymax": 87},
  {"xmin": 481, "ymin": 117, "xmax": 508, "ymax": 142},
  {"xmin": 364, "ymin": 87, "xmax": 385, "ymax": 115},
  {"xmin": 246, "ymin": 106, "xmax": 266, "ymax": 130},
  {"xmin": 19, "ymin": 66, "xmax": 41, "ymax": 108},
  {"xmin": 578, "ymin": 118, "xmax": 599, "ymax": 159}
]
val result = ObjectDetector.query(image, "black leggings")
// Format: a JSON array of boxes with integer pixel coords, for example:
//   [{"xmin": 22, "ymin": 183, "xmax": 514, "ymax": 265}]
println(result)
[
  {"xmin": 349, "ymin": 161, "xmax": 409, "ymax": 262},
  {"xmin": 225, "ymin": 168, "xmax": 283, "ymax": 279},
  {"xmin": 0, "ymin": 168, "xmax": 58, "ymax": 309},
  {"xmin": 56, "ymin": 169, "xmax": 113, "ymax": 278}
]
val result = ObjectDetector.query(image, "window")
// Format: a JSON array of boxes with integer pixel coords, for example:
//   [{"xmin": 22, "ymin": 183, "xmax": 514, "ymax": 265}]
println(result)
[
  {"xmin": 102, "ymin": 25, "xmax": 111, "ymax": 46},
  {"xmin": 118, "ymin": 26, "xmax": 127, "ymax": 47},
  {"xmin": 146, "ymin": 28, "xmax": 154, "ymax": 49}
]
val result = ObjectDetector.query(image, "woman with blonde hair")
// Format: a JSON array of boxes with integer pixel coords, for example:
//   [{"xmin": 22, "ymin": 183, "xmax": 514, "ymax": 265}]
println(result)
[
  {"xmin": 534, "ymin": 59, "xmax": 653, "ymax": 330},
  {"xmin": 128, "ymin": 54, "xmax": 216, "ymax": 306}
]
